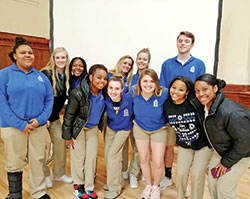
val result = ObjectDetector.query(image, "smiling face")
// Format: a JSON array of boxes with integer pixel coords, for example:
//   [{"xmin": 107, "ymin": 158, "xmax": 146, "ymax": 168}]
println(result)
[
  {"xmin": 54, "ymin": 51, "xmax": 67, "ymax": 71},
  {"xmin": 71, "ymin": 58, "xmax": 84, "ymax": 78},
  {"xmin": 140, "ymin": 74, "xmax": 156, "ymax": 95},
  {"xmin": 136, "ymin": 52, "xmax": 149, "ymax": 72},
  {"xmin": 121, "ymin": 58, "xmax": 133, "ymax": 75},
  {"xmin": 107, "ymin": 80, "xmax": 123, "ymax": 102},
  {"xmin": 14, "ymin": 44, "xmax": 34, "ymax": 73},
  {"xmin": 170, "ymin": 80, "xmax": 188, "ymax": 104},
  {"xmin": 89, "ymin": 68, "xmax": 108, "ymax": 92},
  {"xmin": 195, "ymin": 80, "xmax": 218, "ymax": 110},
  {"xmin": 177, "ymin": 35, "xmax": 194, "ymax": 55}
]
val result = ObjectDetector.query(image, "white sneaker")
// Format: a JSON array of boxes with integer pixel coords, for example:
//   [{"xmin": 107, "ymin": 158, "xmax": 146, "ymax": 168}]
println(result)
[
  {"xmin": 45, "ymin": 176, "xmax": 53, "ymax": 188},
  {"xmin": 129, "ymin": 174, "xmax": 138, "ymax": 189},
  {"xmin": 185, "ymin": 187, "xmax": 190, "ymax": 198},
  {"xmin": 54, "ymin": 174, "xmax": 73, "ymax": 183},
  {"xmin": 122, "ymin": 171, "xmax": 128, "ymax": 180},
  {"xmin": 159, "ymin": 176, "xmax": 173, "ymax": 190},
  {"xmin": 141, "ymin": 173, "xmax": 145, "ymax": 181}
]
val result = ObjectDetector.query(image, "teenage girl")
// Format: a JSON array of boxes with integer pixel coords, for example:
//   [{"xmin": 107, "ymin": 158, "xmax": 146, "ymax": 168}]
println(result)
[
  {"xmin": 69, "ymin": 57, "xmax": 88, "ymax": 91},
  {"xmin": 107, "ymin": 55, "xmax": 134, "ymax": 179},
  {"xmin": 194, "ymin": 74, "xmax": 250, "ymax": 199},
  {"xmin": 62, "ymin": 64, "xmax": 108, "ymax": 199},
  {"xmin": 163, "ymin": 76, "xmax": 212, "ymax": 199},
  {"xmin": 132, "ymin": 69, "xmax": 168, "ymax": 199},
  {"xmin": 41, "ymin": 47, "xmax": 72, "ymax": 188},
  {"xmin": 129, "ymin": 48, "xmax": 151, "ymax": 188},
  {"xmin": 103, "ymin": 76, "xmax": 133, "ymax": 199},
  {"xmin": 0, "ymin": 37, "xmax": 53, "ymax": 199}
]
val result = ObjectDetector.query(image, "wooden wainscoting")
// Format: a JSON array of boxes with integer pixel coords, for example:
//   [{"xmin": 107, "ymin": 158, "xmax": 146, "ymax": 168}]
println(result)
[
  {"xmin": 0, "ymin": 31, "xmax": 50, "ymax": 71},
  {"xmin": 223, "ymin": 84, "xmax": 250, "ymax": 110}
]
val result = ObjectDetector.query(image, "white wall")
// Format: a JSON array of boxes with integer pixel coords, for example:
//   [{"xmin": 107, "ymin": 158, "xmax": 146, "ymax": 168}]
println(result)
[
  {"xmin": 53, "ymin": 0, "xmax": 219, "ymax": 75},
  {"xmin": 218, "ymin": 0, "xmax": 250, "ymax": 84},
  {"xmin": 0, "ymin": 0, "xmax": 50, "ymax": 38}
]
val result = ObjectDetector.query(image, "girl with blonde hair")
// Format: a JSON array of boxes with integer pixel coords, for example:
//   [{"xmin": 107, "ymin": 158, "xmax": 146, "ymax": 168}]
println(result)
[
  {"xmin": 108, "ymin": 55, "xmax": 134, "ymax": 93},
  {"xmin": 132, "ymin": 69, "xmax": 168, "ymax": 199},
  {"xmin": 41, "ymin": 47, "xmax": 72, "ymax": 188}
]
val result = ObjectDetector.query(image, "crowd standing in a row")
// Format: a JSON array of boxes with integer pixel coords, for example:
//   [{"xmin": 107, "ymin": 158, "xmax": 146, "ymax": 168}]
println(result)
[{"xmin": 0, "ymin": 32, "xmax": 250, "ymax": 199}]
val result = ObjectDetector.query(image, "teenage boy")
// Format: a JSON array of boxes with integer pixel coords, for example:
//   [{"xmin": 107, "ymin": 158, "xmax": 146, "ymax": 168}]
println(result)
[{"xmin": 159, "ymin": 31, "xmax": 206, "ymax": 191}]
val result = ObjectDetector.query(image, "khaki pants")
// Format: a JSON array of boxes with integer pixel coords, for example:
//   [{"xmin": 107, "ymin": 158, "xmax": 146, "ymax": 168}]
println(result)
[
  {"xmin": 122, "ymin": 137, "xmax": 129, "ymax": 172},
  {"xmin": 208, "ymin": 151, "xmax": 250, "ymax": 199},
  {"xmin": 128, "ymin": 130, "xmax": 141, "ymax": 176},
  {"xmin": 71, "ymin": 126, "xmax": 99, "ymax": 191},
  {"xmin": 1, "ymin": 126, "xmax": 47, "ymax": 199},
  {"xmin": 176, "ymin": 146, "xmax": 213, "ymax": 199},
  {"xmin": 104, "ymin": 127, "xmax": 130, "ymax": 193},
  {"xmin": 43, "ymin": 119, "xmax": 66, "ymax": 177}
]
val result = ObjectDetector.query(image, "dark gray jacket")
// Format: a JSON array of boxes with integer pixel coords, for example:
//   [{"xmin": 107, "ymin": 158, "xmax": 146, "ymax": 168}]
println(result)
[
  {"xmin": 204, "ymin": 90, "xmax": 250, "ymax": 168},
  {"xmin": 62, "ymin": 77, "xmax": 105, "ymax": 140}
]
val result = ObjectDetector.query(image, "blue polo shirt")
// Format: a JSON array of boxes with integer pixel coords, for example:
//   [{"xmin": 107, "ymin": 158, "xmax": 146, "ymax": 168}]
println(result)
[
  {"xmin": 105, "ymin": 93, "xmax": 133, "ymax": 131},
  {"xmin": 159, "ymin": 56, "xmax": 205, "ymax": 88},
  {"xmin": 131, "ymin": 72, "xmax": 139, "ymax": 87},
  {"xmin": 71, "ymin": 75, "xmax": 83, "ymax": 90},
  {"xmin": 0, "ymin": 64, "xmax": 54, "ymax": 131},
  {"xmin": 85, "ymin": 90, "xmax": 105, "ymax": 128},
  {"xmin": 108, "ymin": 72, "xmax": 129, "ymax": 94},
  {"xmin": 133, "ymin": 88, "xmax": 168, "ymax": 131}
]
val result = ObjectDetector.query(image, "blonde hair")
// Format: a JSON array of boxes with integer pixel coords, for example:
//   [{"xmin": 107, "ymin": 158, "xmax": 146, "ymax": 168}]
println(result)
[
  {"xmin": 109, "ymin": 55, "xmax": 134, "ymax": 90},
  {"xmin": 42, "ymin": 47, "xmax": 70, "ymax": 95},
  {"xmin": 136, "ymin": 48, "xmax": 151, "ymax": 64},
  {"xmin": 135, "ymin": 68, "xmax": 163, "ymax": 97}
]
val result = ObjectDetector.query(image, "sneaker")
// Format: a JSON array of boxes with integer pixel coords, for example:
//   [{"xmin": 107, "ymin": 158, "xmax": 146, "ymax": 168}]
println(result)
[
  {"xmin": 104, "ymin": 191, "xmax": 120, "ymax": 199},
  {"xmin": 159, "ymin": 176, "xmax": 173, "ymax": 190},
  {"xmin": 87, "ymin": 190, "xmax": 98, "ymax": 199},
  {"xmin": 141, "ymin": 173, "xmax": 145, "ymax": 181},
  {"xmin": 150, "ymin": 185, "xmax": 160, "ymax": 199},
  {"xmin": 185, "ymin": 187, "xmax": 190, "ymax": 198},
  {"xmin": 129, "ymin": 174, "xmax": 138, "ymax": 189},
  {"xmin": 45, "ymin": 176, "xmax": 53, "ymax": 188},
  {"xmin": 122, "ymin": 171, "xmax": 128, "ymax": 180},
  {"xmin": 39, "ymin": 194, "xmax": 51, "ymax": 199},
  {"xmin": 73, "ymin": 184, "xmax": 88, "ymax": 199},
  {"xmin": 103, "ymin": 184, "xmax": 109, "ymax": 191},
  {"xmin": 141, "ymin": 184, "xmax": 152, "ymax": 199},
  {"xmin": 55, "ymin": 174, "xmax": 73, "ymax": 183}
]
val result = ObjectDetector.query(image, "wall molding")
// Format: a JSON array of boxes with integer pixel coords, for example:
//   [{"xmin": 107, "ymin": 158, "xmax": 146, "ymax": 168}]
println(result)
[
  {"xmin": 0, "ymin": 31, "xmax": 50, "ymax": 70},
  {"xmin": 223, "ymin": 84, "xmax": 250, "ymax": 110}
]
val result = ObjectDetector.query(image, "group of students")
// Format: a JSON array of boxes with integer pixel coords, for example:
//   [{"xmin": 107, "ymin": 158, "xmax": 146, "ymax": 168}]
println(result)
[{"xmin": 0, "ymin": 32, "xmax": 249, "ymax": 199}]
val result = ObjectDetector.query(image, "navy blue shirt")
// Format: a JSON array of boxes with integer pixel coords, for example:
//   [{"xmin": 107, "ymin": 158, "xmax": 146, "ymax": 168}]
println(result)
[
  {"xmin": 105, "ymin": 93, "xmax": 133, "ymax": 131},
  {"xmin": 85, "ymin": 90, "xmax": 105, "ymax": 128},
  {"xmin": 131, "ymin": 72, "xmax": 139, "ymax": 87},
  {"xmin": 132, "ymin": 88, "xmax": 169, "ymax": 131}
]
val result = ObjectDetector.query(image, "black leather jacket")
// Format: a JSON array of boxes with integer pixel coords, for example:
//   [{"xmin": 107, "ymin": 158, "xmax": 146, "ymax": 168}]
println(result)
[
  {"xmin": 62, "ymin": 77, "xmax": 106, "ymax": 140},
  {"xmin": 42, "ymin": 69, "xmax": 67, "ymax": 122},
  {"xmin": 204, "ymin": 90, "xmax": 250, "ymax": 168}
]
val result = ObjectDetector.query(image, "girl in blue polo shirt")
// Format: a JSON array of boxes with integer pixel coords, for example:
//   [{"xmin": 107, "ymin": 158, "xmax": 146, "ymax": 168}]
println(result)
[
  {"xmin": 132, "ymin": 68, "xmax": 168, "ymax": 199},
  {"xmin": 69, "ymin": 57, "xmax": 88, "ymax": 91},
  {"xmin": 107, "ymin": 55, "xmax": 134, "ymax": 180},
  {"xmin": 0, "ymin": 37, "xmax": 53, "ymax": 199},
  {"xmin": 103, "ymin": 76, "xmax": 133, "ymax": 199},
  {"xmin": 108, "ymin": 55, "xmax": 134, "ymax": 94},
  {"xmin": 62, "ymin": 64, "xmax": 108, "ymax": 199}
]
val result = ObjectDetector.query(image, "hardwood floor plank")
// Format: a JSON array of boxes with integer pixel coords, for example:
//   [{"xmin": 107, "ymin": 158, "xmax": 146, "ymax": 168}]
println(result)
[{"xmin": 0, "ymin": 130, "xmax": 249, "ymax": 199}]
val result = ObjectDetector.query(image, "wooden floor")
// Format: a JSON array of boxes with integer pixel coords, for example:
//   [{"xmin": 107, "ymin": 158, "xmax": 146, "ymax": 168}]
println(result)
[{"xmin": 0, "ymin": 130, "xmax": 250, "ymax": 199}]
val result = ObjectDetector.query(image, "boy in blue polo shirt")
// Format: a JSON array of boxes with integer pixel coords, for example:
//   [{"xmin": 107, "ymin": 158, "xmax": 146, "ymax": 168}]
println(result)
[{"xmin": 159, "ymin": 31, "xmax": 206, "ymax": 192}]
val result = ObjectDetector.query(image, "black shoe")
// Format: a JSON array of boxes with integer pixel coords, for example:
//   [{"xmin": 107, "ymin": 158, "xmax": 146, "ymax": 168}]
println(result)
[{"xmin": 39, "ymin": 194, "xmax": 51, "ymax": 199}]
